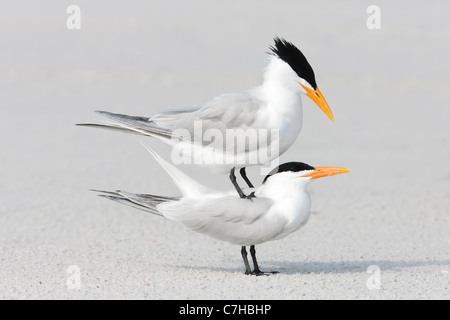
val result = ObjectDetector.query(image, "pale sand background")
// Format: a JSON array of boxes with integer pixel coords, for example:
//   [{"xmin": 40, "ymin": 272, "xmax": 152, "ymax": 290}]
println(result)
[{"xmin": 0, "ymin": 0, "xmax": 449, "ymax": 299}]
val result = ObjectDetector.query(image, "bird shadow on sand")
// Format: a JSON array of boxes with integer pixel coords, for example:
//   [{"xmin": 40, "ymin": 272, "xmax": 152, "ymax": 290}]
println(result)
[
  {"xmin": 270, "ymin": 259, "xmax": 450, "ymax": 275},
  {"xmin": 165, "ymin": 259, "xmax": 450, "ymax": 275}
]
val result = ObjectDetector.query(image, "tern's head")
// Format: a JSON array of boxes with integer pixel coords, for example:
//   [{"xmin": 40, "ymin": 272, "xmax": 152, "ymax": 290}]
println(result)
[
  {"xmin": 267, "ymin": 37, "xmax": 334, "ymax": 122},
  {"xmin": 263, "ymin": 162, "xmax": 349, "ymax": 187}
]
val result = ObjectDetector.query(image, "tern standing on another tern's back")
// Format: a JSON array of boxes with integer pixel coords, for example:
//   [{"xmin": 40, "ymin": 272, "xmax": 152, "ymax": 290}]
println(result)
[
  {"xmin": 95, "ymin": 144, "xmax": 349, "ymax": 275},
  {"xmin": 78, "ymin": 37, "xmax": 334, "ymax": 198}
]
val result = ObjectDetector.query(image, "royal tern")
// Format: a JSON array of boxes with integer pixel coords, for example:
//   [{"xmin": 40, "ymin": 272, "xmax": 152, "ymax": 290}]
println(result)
[
  {"xmin": 95, "ymin": 144, "xmax": 349, "ymax": 275},
  {"xmin": 79, "ymin": 37, "xmax": 333, "ymax": 198}
]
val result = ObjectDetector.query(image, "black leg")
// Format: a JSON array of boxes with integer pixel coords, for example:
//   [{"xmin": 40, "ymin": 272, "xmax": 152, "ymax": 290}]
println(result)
[
  {"xmin": 230, "ymin": 168, "xmax": 246, "ymax": 199},
  {"xmin": 230, "ymin": 168, "xmax": 256, "ymax": 200},
  {"xmin": 250, "ymin": 245, "xmax": 263, "ymax": 275},
  {"xmin": 239, "ymin": 167, "xmax": 254, "ymax": 188},
  {"xmin": 249, "ymin": 245, "xmax": 279, "ymax": 276},
  {"xmin": 241, "ymin": 246, "xmax": 252, "ymax": 275}
]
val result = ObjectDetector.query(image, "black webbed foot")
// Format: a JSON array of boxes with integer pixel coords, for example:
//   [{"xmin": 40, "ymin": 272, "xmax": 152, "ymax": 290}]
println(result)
[
  {"xmin": 249, "ymin": 270, "xmax": 279, "ymax": 276},
  {"xmin": 241, "ymin": 245, "xmax": 279, "ymax": 276},
  {"xmin": 245, "ymin": 192, "xmax": 256, "ymax": 200}
]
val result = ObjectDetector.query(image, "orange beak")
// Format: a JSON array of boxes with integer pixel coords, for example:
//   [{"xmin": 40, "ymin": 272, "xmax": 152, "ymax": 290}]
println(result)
[
  {"xmin": 300, "ymin": 84, "xmax": 334, "ymax": 122},
  {"xmin": 301, "ymin": 167, "xmax": 349, "ymax": 180}
]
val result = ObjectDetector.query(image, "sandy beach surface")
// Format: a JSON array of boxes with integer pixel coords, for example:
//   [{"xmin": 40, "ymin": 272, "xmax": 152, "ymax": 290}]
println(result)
[{"xmin": 1, "ymin": 0, "xmax": 449, "ymax": 299}]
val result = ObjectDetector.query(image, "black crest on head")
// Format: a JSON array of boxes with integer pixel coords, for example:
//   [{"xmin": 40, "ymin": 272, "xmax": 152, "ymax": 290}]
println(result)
[
  {"xmin": 263, "ymin": 162, "xmax": 315, "ymax": 183},
  {"xmin": 270, "ymin": 37, "xmax": 317, "ymax": 89}
]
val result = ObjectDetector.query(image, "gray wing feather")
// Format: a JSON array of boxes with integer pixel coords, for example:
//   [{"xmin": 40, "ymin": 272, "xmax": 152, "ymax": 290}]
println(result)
[
  {"xmin": 158, "ymin": 195, "xmax": 284, "ymax": 245},
  {"xmin": 94, "ymin": 189, "xmax": 178, "ymax": 216},
  {"xmin": 197, "ymin": 93, "xmax": 263, "ymax": 128},
  {"xmin": 79, "ymin": 92, "xmax": 265, "ymax": 150},
  {"xmin": 95, "ymin": 111, "xmax": 175, "ymax": 138},
  {"xmin": 176, "ymin": 93, "xmax": 266, "ymax": 150},
  {"xmin": 76, "ymin": 123, "xmax": 146, "ymax": 135}
]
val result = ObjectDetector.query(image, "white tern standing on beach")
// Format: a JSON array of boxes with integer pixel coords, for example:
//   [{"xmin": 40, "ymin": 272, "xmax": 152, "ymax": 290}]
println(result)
[
  {"xmin": 94, "ymin": 144, "xmax": 349, "ymax": 275},
  {"xmin": 79, "ymin": 37, "xmax": 333, "ymax": 198}
]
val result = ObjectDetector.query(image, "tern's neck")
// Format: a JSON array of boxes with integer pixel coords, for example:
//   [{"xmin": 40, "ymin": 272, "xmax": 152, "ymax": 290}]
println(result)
[
  {"xmin": 256, "ymin": 177, "xmax": 312, "ymax": 228},
  {"xmin": 261, "ymin": 57, "xmax": 302, "ymax": 95},
  {"xmin": 256, "ymin": 176, "xmax": 310, "ymax": 202}
]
